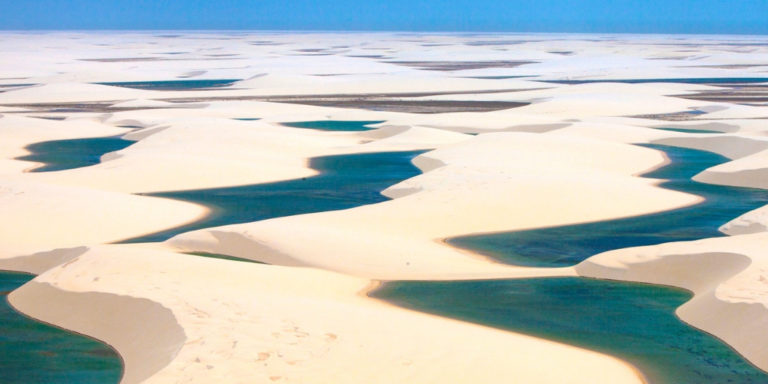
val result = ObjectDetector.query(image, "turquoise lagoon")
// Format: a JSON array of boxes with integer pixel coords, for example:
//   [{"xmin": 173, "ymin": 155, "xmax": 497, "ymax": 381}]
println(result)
[
  {"xmin": 18, "ymin": 136, "xmax": 134, "ymax": 173},
  {"xmin": 282, "ymin": 120, "xmax": 384, "ymax": 131},
  {"xmin": 97, "ymin": 79, "xmax": 239, "ymax": 90}
]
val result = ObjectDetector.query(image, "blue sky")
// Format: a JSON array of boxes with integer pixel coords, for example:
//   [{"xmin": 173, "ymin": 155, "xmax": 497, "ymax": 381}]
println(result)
[{"xmin": 1, "ymin": 0, "xmax": 766, "ymax": 34}]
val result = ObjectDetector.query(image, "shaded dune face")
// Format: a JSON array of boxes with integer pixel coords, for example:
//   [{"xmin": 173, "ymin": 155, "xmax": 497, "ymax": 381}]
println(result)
[
  {"xmin": 0, "ymin": 273, "xmax": 122, "ymax": 384},
  {"xmin": 9, "ymin": 281, "xmax": 185, "ymax": 384}
]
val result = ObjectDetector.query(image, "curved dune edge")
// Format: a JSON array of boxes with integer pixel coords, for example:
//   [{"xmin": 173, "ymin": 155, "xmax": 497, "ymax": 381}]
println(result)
[
  {"xmin": 696, "ymin": 167, "xmax": 768, "ymax": 190},
  {"xmin": 721, "ymin": 204, "xmax": 768, "ymax": 235},
  {"xmin": 576, "ymin": 233, "xmax": 768, "ymax": 372},
  {"xmin": 8, "ymin": 280, "xmax": 186, "ymax": 384},
  {"xmin": 0, "ymin": 179, "xmax": 209, "ymax": 259},
  {"xmin": 167, "ymin": 132, "xmax": 700, "ymax": 280},
  {"xmin": 8, "ymin": 244, "xmax": 645, "ymax": 384}
]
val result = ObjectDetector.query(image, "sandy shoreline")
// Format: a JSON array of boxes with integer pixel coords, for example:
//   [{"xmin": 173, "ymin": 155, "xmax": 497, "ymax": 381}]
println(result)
[{"xmin": 1, "ymin": 32, "xmax": 768, "ymax": 383}]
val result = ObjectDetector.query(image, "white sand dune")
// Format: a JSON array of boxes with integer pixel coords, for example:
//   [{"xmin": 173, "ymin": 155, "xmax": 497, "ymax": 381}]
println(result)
[
  {"xmin": 234, "ymin": 73, "xmax": 544, "ymax": 95},
  {"xmin": 512, "ymin": 92, "xmax": 713, "ymax": 118},
  {"xmin": 694, "ymin": 148, "xmax": 768, "ymax": 189},
  {"xmin": 0, "ymin": 82, "xmax": 151, "ymax": 104},
  {"xmin": 110, "ymin": 99, "xmax": 187, "ymax": 109},
  {"xmin": 721, "ymin": 205, "xmax": 768, "ymax": 235},
  {"xmin": 10, "ymin": 244, "xmax": 644, "ymax": 384},
  {"xmin": 0, "ymin": 179, "xmax": 206, "ymax": 265},
  {"xmin": 698, "ymin": 104, "xmax": 768, "ymax": 120},
  {"xmin": 3, "ymin": 32, "xmax": 768, "ymax": 384}
]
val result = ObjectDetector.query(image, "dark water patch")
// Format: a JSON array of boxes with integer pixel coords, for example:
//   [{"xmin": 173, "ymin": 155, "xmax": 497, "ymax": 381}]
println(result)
[
  {"xmin": 249, "ymin": 41, "xmax": 283, "ymax": 46},
  {"xmin": 372, "ymin": 277, "xmax": 768, "ymax": 384},
  {"xmin": 233, "ymin": 118, "xmax": 261, "ymax": 121},
  {"xmin": 122, "ymin": 150, "xmax": 425, "ymax": 243},
  {"xmin": 97, "ymin": 79, "xmax": 239, "ymax": 91},
  {"xmin": 81, "ymin": 57, "xmax": 170, "ymax": 63},
  {"xmin": 18, "ymin": 136, "xmax": 134, "ymax": 172},
  {"xmin": 31, "ymin": 116, "xmax": 67, "ymax": 121},
  {"xmin": 295, "ymin": 48, "xmax": 327, "ymax": 53},
  {"xmin": 654, "ymin": 127, "xmax": 722, "ymax": 134},
  {"xmin": 0, "ymin": 83, "xmax": 35, "ymax": 88},
  {"xmin": 631, "ymin": 110, "xmax": 709, "ymax": 121},
  {"xmin": 0, "ymin": 272, "xmax": 122, "ymax": 384},
  {"xmin": 544, "ymin": 78, "xmax": 768, "ymax": 85},
  {"xmin": 464, "ymin": 40, "xmax": 529, "ymax": 46},
  {"xmin": 282, "ymin": 120, "xmax": 383, "ymax": 131},
  {"xmin": 385, "ymin": 60, "xmax": 537, "ymax": 71},
  {"xmin": 448, "ymin": 144, "xmax": 768, "ymax": 267},
  {"xmin": 346, "ymin": 54, "xmax": 386, "ymax": 59},
  {"xmin": 464, "ymin": 75, "xmax": 536, "ymax": 80},
  {"xmin": 274, "ymin": 99, "xmax": 529, "ymax": 114}
]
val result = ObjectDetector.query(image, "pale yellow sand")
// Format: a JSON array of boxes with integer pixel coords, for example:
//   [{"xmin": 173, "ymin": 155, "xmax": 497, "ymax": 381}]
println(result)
[
  {"xmin": 721, "ymin": 205, "xmax": 768, "ymax": 235},
  {"xmin": 10, "ymin": 244, "xmax": 644, "ymax": 384},
  {"xmin": 695, "ymin": 148, "xmax": 768, "ymax": 190},
  {"xmin": 0, "ymin": 179, "xmax": 207, "ymax": 264},
  {"xmin": 2, "ymin": 32, "xmax": 768, "ymax": 384}
]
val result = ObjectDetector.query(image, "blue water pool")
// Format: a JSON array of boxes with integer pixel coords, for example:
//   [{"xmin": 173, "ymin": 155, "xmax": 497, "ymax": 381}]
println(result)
[
  {"xmin": 281, "ymin": 120, "xmax": 384, "ymax": 131},
  {"xmin": 18, "ymin": 136, "xmax": 134, "ymax": 172},
  {"xmin": 97, "ymin": 79, "xmax": 239, "ymax": 90}
]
